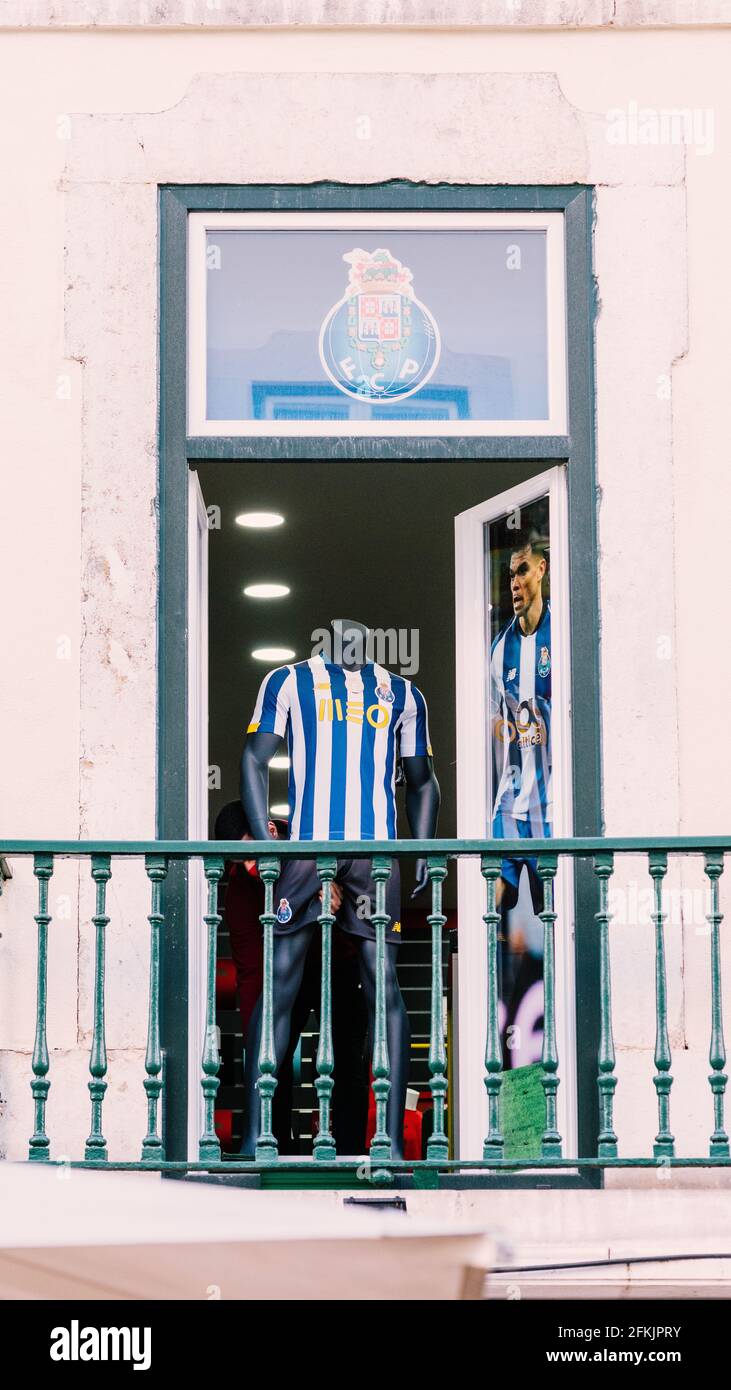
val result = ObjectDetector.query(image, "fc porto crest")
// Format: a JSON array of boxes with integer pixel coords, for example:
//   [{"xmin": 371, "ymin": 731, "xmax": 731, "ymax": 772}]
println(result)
[
  {"xmin": 375, "ymin": 683, "xmax": 395, "ymax": 704},
  {"xmin": 537, "ymin": 646, "xmax": 551, "ymax": 678},
  {"xmin": 276, "ymin": 898, "xmax": 293, "ymax": 925},
  {"xmin": 319, "ymin": 248, "xmax": 441, "ymax": 403}
]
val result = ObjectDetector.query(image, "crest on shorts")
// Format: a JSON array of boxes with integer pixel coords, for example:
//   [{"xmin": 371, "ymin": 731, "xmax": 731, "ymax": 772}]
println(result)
[
  {"xmin": 537, "ymin": 646, "xmax": 551, "ymax": 678},
  {"xmin": 319, "ymin": 248, "xmax": 440, "ymax": 403},
  {"xmin": 276, "ymin": 898, "xmax": 293, "ymax": 924}
]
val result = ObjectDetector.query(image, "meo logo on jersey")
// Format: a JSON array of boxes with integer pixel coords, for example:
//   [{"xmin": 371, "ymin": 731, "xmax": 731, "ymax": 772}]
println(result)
[{"xmin": 317, "ymin": 697, "xmax": 391, "ymax": 729}]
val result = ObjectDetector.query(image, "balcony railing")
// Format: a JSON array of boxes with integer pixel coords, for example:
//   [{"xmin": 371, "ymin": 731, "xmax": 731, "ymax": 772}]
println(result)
[{"xmin": 0, "ymin": 837, "xmax": 729, "ymax": 1183}]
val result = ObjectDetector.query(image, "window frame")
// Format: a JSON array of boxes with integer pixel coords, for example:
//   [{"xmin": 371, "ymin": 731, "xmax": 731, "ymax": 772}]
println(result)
[{"xmin": 158, "ymin": 181, "xmax": 602, "ymax": 1189}]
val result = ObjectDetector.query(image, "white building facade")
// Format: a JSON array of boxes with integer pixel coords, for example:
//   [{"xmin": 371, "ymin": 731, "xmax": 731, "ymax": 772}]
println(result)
[{"xmin": 1, "ymin": 5, "xmax": 731, "ymax": 1283}]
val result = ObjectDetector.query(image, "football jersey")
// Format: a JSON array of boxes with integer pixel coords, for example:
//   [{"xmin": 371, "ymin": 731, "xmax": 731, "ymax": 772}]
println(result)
[
  {"xmin": 489, "ymin": 601, "xmax": 552, "ymax": 833},
  {"xmin": 247, "ymin": 656, "xmax": 432, "ymax": 841}
]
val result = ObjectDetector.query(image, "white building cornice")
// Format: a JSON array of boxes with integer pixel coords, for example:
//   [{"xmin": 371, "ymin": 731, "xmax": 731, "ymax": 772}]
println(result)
[{"xmin": 1, "ymin": 0, "xmax": 731, "ymax": 33}]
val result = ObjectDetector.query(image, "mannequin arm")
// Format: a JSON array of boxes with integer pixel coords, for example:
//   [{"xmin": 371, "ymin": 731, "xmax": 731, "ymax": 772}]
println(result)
[
  {"xmin": 240, "ymin": 730, "xmax": 282, "ymax": 841},
  {"xmin": 402, "ymin": 754, "xmax": 441, "ymax": 901}
]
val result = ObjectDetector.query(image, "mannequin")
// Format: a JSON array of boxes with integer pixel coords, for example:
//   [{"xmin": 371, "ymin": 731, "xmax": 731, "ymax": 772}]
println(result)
[{"xmin": 239, "ymin": 619, "xmax": 440, "ymax": 1159}]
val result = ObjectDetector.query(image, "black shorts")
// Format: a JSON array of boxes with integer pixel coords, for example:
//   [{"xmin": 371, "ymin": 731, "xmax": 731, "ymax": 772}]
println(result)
[{"xmin": 271, "ymin": 857, "xmax": 402, "ymax": 945}]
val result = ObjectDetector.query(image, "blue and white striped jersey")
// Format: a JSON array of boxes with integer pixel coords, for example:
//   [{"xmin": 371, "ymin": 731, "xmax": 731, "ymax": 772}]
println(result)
[
  {"xmin": 490, "ymin": 601, "xmax": 552, "ymax": 834},
  {"xmin": 247, "ymin": 656, "xmax": 432, "ymax": 841}
]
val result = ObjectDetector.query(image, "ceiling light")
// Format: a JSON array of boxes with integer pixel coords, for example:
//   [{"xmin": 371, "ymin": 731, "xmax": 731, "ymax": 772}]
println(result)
[
  {"xmin": 235, "ymin": 511, "xmax": 284, "ymax": 529},
  {"xmin": 251, "ymin": 646, "xmax": 295, "ymax": 662},
  {"xmin": 244, "ymin": 583, "xmax": 290, "ymax": 599},
  {"xmin": 269, "ymin": 803, "xmax": 290, "ymax": 817},
  {"xmin": 269, "ymin": 756, "xmax": 290, "ymax": 770}
]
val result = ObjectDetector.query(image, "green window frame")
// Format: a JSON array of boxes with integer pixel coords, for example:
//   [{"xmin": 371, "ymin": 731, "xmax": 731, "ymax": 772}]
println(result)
[{"xmin": 158, "ymin": 182, "xmax": 601, "ymax": 1187}]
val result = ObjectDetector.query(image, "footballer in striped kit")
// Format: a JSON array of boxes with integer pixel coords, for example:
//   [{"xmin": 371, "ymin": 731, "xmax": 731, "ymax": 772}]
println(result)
[{"xmin": 490, "ymin": 528, "xmax": 552, "ymax": 911}]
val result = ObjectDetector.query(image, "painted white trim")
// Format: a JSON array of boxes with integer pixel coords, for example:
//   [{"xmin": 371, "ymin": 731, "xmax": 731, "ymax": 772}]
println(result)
[
  {"xmin": 6, "ymin": 1, "xmax": 725, "ymax": 28},
  {"xmin": 187, "ymin": 469, "xmax": 209, "ymax": 1162},
  {"xmin": 454, "ymin": 465, "xmax": 576, "ymax": 1161},
  {"xmin": 187, "ymin": 211, "xmax": 567, "ymax": 437}
]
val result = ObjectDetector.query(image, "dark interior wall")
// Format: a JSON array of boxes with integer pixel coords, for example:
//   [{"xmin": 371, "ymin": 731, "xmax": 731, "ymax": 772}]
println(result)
[{"xmin": 197, "ymin": 457, "xmax": 554, "ymax": 874}]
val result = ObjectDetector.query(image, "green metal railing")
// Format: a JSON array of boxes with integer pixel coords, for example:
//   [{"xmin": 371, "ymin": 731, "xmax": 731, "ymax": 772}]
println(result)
[{"xmin": 2, "ymin": 837, "xmax": 730, "ymax": 1184}]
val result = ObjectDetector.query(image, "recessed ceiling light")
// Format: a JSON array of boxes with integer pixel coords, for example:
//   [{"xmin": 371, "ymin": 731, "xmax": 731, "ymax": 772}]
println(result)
[
  {"xmin": 235, "ymin": 511, "xmax": 284, "ymax": 529},
  {"xmin": 268, "ymin": 756, "xmax": 290, "ymax": 770},
  {"xmin": 244, "ymin": 583, "xmax": 290, "ymax": 599},
  {"xmin": 269, "ymin": 803, "xmax": 290, "ymax": 817},
  {"xmin": 251, "ymin": 646, "xmax": 295, "ymax": 662}
]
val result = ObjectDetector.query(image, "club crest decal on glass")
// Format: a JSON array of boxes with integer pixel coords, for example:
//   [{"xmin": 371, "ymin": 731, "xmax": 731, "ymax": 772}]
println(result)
[{"xmin": 319, "ymin": 247, "xmax": 441, "ymax": 402}]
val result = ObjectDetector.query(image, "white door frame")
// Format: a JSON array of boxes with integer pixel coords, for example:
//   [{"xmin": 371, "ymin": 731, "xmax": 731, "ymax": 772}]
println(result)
[
  {"xmin": 187, "ymin": 468, "xmax": 209, "ymax": 1160},
  {"xmin": 454, "ymin": 464, "xmax": 577, "ymax": 1160}
]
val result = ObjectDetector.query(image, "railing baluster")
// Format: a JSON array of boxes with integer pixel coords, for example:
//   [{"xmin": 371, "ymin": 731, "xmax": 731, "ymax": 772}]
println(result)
[
  {"xmin": 705, "ymin": 852, "xmax": 729, "ymax": 1158},
  {"xmin": 538, "ymin": 855, "xmax": 562, "ymax": 1157},
  {"xmin": 29, "ymin": 853, "xmax": 54, "ymax": 1161},
  {"xmin": 481, "ymin": 855, "xmax": 504, "ymax": 1162},
  {"xmin": 199, "ymin": 855, "xmax": 224, "ymax": 1164},
  {"xmin": 85, "ymin": 854, "xmax": 111, "ymax": 1161},
  {"xmin": 649, "ymin": 851, "xmax": 674, "ymax": 1158},
  {"xmin": 369, "ymin": 855, "xmax": 393, "ymax": 1164},
  {"xmin": 427, "ymin": 856, "xmax": 449, "ymax": 1162},
  {"xmin": 594, "ymin": 851, "xmax": 617, "ymax": 1158},
  {"xmin": 314, "ymin": 856, "xmax": 337, "ymax": 1161},
  {"xmin": 141, "ymin": 854, "xmax": 168, "ymax": 1162},
  {"xmin": 255, "ymin": 855, "xmax": 281, "ymax": 1165}
]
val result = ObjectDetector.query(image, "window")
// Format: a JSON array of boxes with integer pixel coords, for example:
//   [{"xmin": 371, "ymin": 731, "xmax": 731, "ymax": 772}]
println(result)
[
  {"xmin": 163, "ymin": 183, "xmax": 599, "ymax": 1176},
  {"xmin": 187, "ymin": 213, "xmax": 567, "ymax": 436}
]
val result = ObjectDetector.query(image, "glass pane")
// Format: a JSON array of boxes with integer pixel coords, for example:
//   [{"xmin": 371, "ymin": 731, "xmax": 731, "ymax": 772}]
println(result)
[
  {"xmin": 485, "ymin": 498, "xmax": 551, "ymax": 1068},
  {"xmin": 205, "ymin": 230, "xmax": 549, "ymax": 423}
]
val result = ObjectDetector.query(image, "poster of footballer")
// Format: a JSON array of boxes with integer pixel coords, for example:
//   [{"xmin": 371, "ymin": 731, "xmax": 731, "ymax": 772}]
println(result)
[{"xmin": 486, "ymin": 496, "xmax": 551, "ymax": 1070}]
